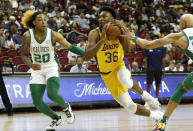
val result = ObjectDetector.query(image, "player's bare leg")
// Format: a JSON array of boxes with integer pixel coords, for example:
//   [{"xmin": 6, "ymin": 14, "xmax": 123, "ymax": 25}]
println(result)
[
  {"xmin": 164, "ymin": 100, "xmax": 178, "ymax": 118},
  {"xmin": 153, "ymin": 82, "xmax": 188, "ymax": 131}
]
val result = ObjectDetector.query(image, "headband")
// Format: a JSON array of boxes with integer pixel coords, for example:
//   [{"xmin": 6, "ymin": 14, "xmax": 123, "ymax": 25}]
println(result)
[{"xmin": 31, "ymin": 12, "xmax": 42, "ymax": 22}]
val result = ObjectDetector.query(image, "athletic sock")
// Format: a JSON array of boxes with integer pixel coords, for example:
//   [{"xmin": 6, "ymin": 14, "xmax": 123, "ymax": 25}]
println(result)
[
  {"xmin": 161, "ymin": 115, "xmax": 168, "ymax": 123},
  {"xmin": 52, "ymin": 113, "xmax": 61, "ymax": 120},
  {"xmin": 142, "ymin": 91, "xmax": 153, "ymax": 101}
]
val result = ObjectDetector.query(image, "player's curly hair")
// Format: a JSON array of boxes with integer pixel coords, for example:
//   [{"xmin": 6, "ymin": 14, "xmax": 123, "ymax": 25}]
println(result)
[
  {"xmin": 99, "ymin": 6, "xmax": 116, "ymax": 19},
  {"xmin": 21, "ymin": 10, "xmax": 41, "ymax": 29}
]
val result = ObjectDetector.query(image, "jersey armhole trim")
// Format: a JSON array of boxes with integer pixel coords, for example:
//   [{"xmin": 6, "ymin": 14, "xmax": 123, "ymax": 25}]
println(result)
[
  {"xmin": 51, "ymin": 30, "xmax": 55, "ymax": 46},
  {"xmin": 182, "ymin": 30, "xmax": 189, "ymax": 51}
]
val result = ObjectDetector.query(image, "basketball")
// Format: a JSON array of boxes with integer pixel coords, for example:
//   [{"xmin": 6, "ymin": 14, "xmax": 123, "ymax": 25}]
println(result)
[{"xmin": 106, "ymin": 24, "xmax": 121, "ymax": 40}]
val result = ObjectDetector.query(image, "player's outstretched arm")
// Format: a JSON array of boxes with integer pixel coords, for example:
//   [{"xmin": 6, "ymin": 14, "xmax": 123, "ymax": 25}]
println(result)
[
  {"xmin": 52, "ymin": 31, "xmax": 84, "ymax": 56},
  {"xmin": 21, "ymin": 32, "xmax": 41, "ymax": 70},
  {"xmin": 135, "ymin": 33, "xmax": 181, "ymax": 49}
]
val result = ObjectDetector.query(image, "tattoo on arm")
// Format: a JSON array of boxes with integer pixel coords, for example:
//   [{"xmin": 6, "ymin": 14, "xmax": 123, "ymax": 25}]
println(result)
[{"xmin": 21, "ymin": 32, "xmax": 33, "ymax": 67}]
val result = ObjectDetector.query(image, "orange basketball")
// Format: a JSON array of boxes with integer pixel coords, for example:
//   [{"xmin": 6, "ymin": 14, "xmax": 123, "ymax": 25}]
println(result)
[{"xmin": 106, "ymin": 24, "xmax": 121, "ymax": 40}]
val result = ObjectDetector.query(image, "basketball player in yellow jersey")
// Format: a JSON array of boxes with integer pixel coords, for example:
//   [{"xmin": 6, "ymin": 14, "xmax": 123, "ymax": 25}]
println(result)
[{"xmin": 85, "ymin": 6, "xmax": 163, "ymax": 121}]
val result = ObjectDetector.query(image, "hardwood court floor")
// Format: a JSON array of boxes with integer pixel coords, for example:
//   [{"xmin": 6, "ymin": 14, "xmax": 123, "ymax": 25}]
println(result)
[{"xmin": 0, "ymin": 104, "xmax": 193, "ymax": 131}]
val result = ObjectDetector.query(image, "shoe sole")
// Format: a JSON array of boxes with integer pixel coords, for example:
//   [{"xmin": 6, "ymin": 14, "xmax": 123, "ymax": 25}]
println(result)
[
  {"xmin": 67, "ymin": 114, "xmax": 75, "ymax": 124},
  {"xmin": 46, "ymin": 129, "xmax": 56, "ymax": 131}
]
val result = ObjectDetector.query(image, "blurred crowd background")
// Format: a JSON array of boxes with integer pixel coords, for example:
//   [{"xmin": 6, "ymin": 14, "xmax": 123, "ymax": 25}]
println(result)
[{"xmin": 0, "ymin": 0, "xmax": 193, "ymax": 73}]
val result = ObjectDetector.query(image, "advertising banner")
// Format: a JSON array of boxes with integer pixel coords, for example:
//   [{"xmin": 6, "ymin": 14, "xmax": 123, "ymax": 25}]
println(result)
[{"xmin": 0, "ymin": 75, "xmax": 192, "ymax": 105}]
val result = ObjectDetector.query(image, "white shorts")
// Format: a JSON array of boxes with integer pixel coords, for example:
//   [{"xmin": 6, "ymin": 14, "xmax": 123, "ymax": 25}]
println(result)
[{"xmin": 29, "ymin": 64, "xmax": 59, "ymax": 85}]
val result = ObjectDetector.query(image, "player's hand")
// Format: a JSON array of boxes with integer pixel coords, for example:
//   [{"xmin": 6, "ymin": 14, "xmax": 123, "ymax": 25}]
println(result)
[
  {"xmin": 31, "ymin": 63, "xmax": 41, "ymax": 70},
  {"xmin": 121, "ymin": 28, "xmax": 135, "ymax": 40}
]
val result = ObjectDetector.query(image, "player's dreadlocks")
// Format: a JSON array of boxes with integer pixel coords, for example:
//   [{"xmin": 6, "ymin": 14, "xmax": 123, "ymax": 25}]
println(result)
[{"xmin": 21, "ymin": 10, "xmax": 42, "ymax": 29}]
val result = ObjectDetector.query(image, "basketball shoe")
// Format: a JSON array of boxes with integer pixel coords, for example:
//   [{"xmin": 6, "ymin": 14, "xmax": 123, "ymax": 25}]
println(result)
[
  {"xmin": 152, "ymin": 121, "xmax": 166, "ymax": 131},
  {"xmin": 144, "ymin": 102, "xmax": 150, "ymax": 110},
  {"xmin": 63, "ymin": 103, "xmax": 75, "ymax": 124},
  {"xmin": 142, "ymin": 91, "xmax": 161, "ymax": 110},
  {"xmin": 150, "ymin": 110, "xmax": 164, "ymax": 121},
  {"xmin": 46, "ymin": 116, "xmax": 64, "ymax": 131}
]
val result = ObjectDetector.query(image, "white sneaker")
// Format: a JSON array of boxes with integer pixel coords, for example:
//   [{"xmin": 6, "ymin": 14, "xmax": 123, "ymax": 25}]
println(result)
[
  {"xmin": 150, "ymin": 110, "xmax": 164, "ymax": 121},
  {"xmin": 144, "ymin": 102, "xmax": 150, "ymax": 110},
  {"xmin": 46, "ymin": 116, "xmax": 64, "ymax": 130},
  {"xmin": 63, "ymin": 103, "xmax": 75, "ymax": 124},
  {"xmin": 142, "ymin": 92, "xmax": 161, "ymax": 110}
]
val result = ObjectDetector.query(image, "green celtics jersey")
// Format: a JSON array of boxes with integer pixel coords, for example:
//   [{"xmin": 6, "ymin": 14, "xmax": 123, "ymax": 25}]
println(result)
[
  {"xmin": 29, "ymin": 28, "xmax": 57, "ymax": 65},
  {"xmin": 183, "ymin": 28, "xmax": 193, "ymax": 60}
]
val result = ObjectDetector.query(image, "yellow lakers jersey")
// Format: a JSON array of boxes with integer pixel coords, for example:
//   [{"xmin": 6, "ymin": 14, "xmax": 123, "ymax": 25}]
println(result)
[{"xmin": 96, "ymin": 27, "xmax": 125, "ymax": 73}]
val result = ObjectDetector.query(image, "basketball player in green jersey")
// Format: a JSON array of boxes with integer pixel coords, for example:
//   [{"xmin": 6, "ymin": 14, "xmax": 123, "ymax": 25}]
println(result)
[
  {"xmin": 21, "ymin": 10, "xmax": 84, "ymax": 130},
  {"xmin": 123, "ymin": 14, "xmax": 193, "ymax": 131}
]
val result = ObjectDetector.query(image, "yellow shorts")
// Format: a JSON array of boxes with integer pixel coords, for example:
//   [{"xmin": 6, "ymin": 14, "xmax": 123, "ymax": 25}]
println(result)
[{"xmin": 100, "ymin": 64, "xmax": 128, "ymax": 99}]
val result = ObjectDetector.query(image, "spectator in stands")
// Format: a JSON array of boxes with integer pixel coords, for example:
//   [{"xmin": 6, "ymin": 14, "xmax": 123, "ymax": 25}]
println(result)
[
  {"xmin": 76, "ymin": 0, "xmax": 87, "ymax": 13},
  {"xmin": 47, "ymin": 14, "xmax": 57, "ymax": 31},
  {"xmin": 174, "ymin": 61, "xmax": 184, "ymax": 72},
  {"xmin": 0, "ymin": 27, "xmax": 5, "ymax": 46},
  {"xmin": 2, "ymin": 30, "xmax": 15, "ymax": 50},
  {"xmin": 83, "ymin": 61, "xmax": 93, "ymax": 72},
  {"xmin": 64, "ymin": 57, "xmax": 77, "ymax": 72},
  {"xmin": 13, "ymin": 28, "xmax": 23, "ymax": 50},
  {"xmin": 2, "ymin": 57, "xmax": 14, "ymax": 73},
  {"xmin": 59, "ymin": 19, "xmax": 72, "ymax": 38},
  {"xmin": 3, "ymin": 15, "xmax": 9, "ymax": 24},
  {"xmin": 131, "ymin": 61, "xmax": 141, "ymax": 72},
  {"xmin": 144, "ymin": 39, "xmax": 166, "ymax": 103},
  {"xmin": 165, "ymin": 60, "xmax": 176, "ymax": 72},
  {"xmin": 130, "ymin": 20, "xmax": 138, "ymax": 30},
  {"xmin": 5, "ymin": 16, "xmax": 21, "ymax": 30},
  {"xmin": 141, "ymin": 7, "xmax": 148, "ymax": 21},
  {"xmin": 55, "ymin": 12, "xmax": 63, "ymax": 29},
  {"xmin": 156, "ymin": 7, "xmax": 165, "ymax": 17},
  {"xmin": 70, "ymin": 56, "xmax": 87, "ymax": 73},
  {"xmin": 152, "ymin": 23, "xmax": 160, "ymax": 35},
  {"xmin": 68, "ymin": 21, "xmax": 87, "ymax": 43},
  {"xmin": 69, "ymin": 57, "xmax": 77, "ymax": 66},
  {"xmin": 0, "ymin": 9, "xmax": 4, "ymax": 22},
  {"xmin": 9, "ymin": 23, "xmax": 18, "ymax": 35},
  {"xmin": 77, "ymin": 38, "xmax": 87, "ymax": 49},
  {"xmin": 1, "ymin": 0, "xmax": 12, "ymax": 11},
  {"xmin": 74, "ymin": 12, "xmax": 89, "ymax": 30}
]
